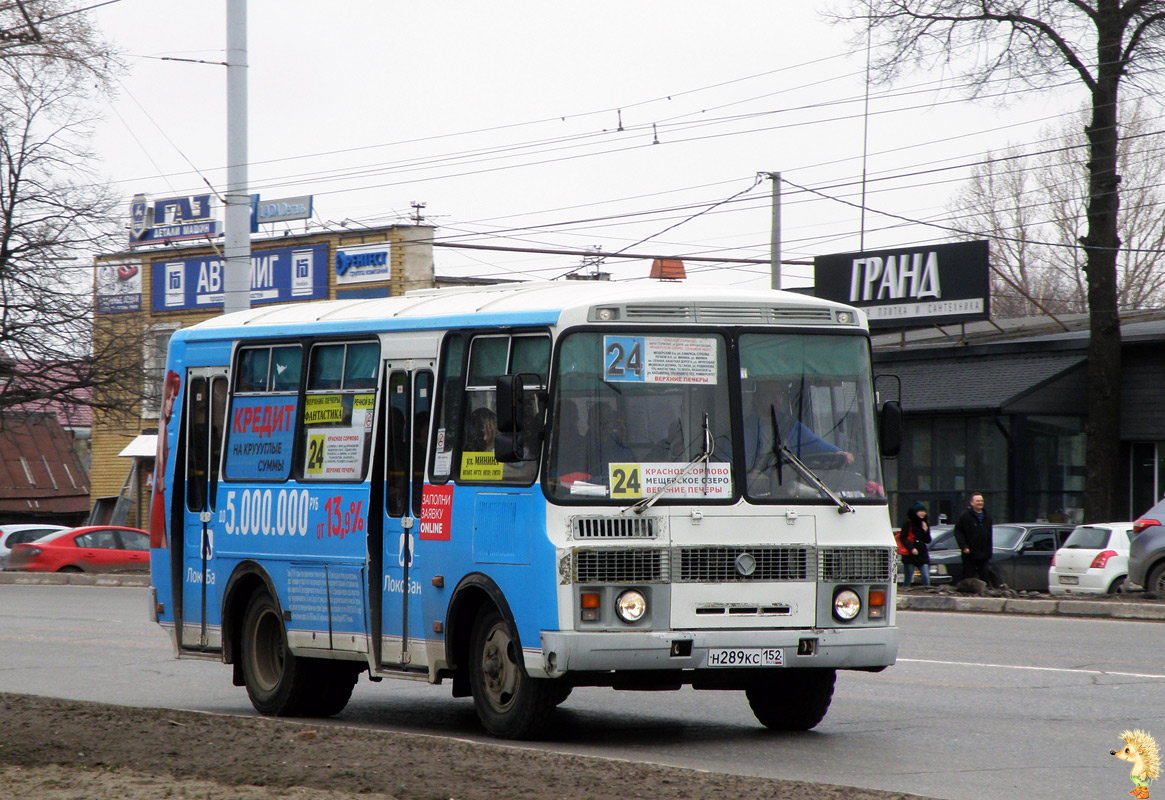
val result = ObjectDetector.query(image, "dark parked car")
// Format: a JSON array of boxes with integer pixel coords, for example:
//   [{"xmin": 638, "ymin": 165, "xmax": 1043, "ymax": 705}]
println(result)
[
  {"xmin": 927, "ymin": 523, "xmax": 1076, "ymax": 591},
  {"xmin": 1128, "ymin": 498, "xmax": 1165, "ymax": 593}
]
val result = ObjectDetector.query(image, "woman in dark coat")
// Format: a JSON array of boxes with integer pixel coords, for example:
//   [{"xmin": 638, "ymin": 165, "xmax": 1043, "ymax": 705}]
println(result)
[{"xmin": 900, "ymin": 501, "xmax": 932, "ymax": 587}]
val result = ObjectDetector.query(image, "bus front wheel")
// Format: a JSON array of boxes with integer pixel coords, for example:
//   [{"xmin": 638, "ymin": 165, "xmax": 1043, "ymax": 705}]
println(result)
[
  {"xmin": 746, "ymin": 668, "xmax": 836, "ymax": 731},
  {"xmin": 240, "ymin": 590, "xmax": 314, "ymax": 716},
  {"xmin": 468, "ymin": 607, "xmax": 555, "ymax": 739}
]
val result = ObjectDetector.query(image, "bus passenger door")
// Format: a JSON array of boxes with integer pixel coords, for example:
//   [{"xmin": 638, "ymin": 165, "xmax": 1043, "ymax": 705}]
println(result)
[
  {"xmin": 180, "ymin": 367, "xmax": 228, "ymax": 651},
  {"xmin": 378, "ymin": 365, "xmax": 434, "ymax": 667}
]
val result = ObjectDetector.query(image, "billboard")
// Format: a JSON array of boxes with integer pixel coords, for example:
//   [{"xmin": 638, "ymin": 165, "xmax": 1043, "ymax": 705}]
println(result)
[
  {"xmin": 95, "ymin": 262, "xmax": 143, "ymax": 314},
  {"xmin": 151, "ymin": 244, "xmax": 328, "ymax": 311},
  {"xmin": 130, "ymin": 193, "xmax": 222, "ymax": 247},
  {"xmin": 334, "ymin": 242, "xmax": 392, "ymax": 285},
  {"xmin": 814, "ymin": 240, "xmax": 990, "ymax": 328}
]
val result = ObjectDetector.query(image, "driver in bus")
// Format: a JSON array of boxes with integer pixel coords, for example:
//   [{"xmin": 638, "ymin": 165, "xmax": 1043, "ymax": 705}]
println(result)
[{"xmin": 743, "ymin": 379, "xmax": 853, "ymax": 471}]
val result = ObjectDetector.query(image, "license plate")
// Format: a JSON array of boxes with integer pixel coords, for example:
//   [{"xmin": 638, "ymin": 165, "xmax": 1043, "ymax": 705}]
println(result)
[
  {"xmin": 707, "ymin": 648, "xmax": 783, "ymax": 667},
  {"xmin": 1059, "ymin": 575, "xmax": 1079, "ymax": 585}
]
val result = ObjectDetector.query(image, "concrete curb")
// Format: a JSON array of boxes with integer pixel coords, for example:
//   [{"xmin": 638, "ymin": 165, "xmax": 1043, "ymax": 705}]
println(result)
[
  {"xmin": 898, "ymin": 592, "xmax": 1165, "ymax": 621},
  {"xmin": 0, "ymin": 572, "xmax": 149, "ymax": 587}
]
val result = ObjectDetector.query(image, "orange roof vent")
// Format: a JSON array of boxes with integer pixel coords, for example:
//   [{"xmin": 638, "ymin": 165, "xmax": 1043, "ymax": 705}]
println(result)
[{"xmin": 649, "ymin": 258, "xmax": 685, "ymax": 281}]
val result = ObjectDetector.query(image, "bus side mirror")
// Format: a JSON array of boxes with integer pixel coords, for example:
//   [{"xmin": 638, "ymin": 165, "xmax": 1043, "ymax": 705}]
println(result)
[
  {"xmin": 879, "ymin": 400, "xmax": 902, "ymax": 458},
  {"xmin": 496, "ymin": 374, "xmax": 546, "ymax": 464},
  {"xmin": 495, "ymin": 432, "xmax": 520, "ymax": 463},
  {"xmin": 496, "ymin": 374, "xmax": 525, "ymax": 434}
]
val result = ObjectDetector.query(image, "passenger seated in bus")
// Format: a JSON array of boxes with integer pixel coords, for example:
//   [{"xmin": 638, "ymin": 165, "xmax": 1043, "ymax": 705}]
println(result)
[
  {"xmin": 743, "ymin": 380, "xmax": 853, "ymax": 471},
  {"xmin": 464, "ymin": 406, "xmax": 498, "ymax": 453}
]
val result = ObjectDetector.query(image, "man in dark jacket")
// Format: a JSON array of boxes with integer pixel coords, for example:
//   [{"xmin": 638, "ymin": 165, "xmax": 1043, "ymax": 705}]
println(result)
[{"xmin": 953, "ymin": 493, "xmax": 994, "ymax": 582}]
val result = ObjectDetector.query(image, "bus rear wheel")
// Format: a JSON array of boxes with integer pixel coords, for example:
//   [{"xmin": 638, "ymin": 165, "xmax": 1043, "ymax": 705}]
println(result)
[
  {"xmin": 468, "ymin": 607, "xmax": 556, "ymax": 739},
  {"xmin": 746, "ymin": 668, "xmax": 836, "ymax": 731},
  {"xmin": 240, "ymin": 590, "xmax": 314, "ymax": 716}
]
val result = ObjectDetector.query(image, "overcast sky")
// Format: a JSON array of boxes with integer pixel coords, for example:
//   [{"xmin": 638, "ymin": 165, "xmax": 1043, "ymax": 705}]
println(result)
[{"xmin": 87, "ymin": 1, "xmax": 1084, "ymax": 288}]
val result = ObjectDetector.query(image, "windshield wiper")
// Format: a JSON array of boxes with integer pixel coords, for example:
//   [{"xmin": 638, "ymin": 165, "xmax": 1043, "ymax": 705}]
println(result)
[
  {"xmin": 626, "ymin": 413, "xmax": 713, "ymax": 515},
  {"xmin": 769, "ymin": 406, "xmax": 853, "ymax": 515}
]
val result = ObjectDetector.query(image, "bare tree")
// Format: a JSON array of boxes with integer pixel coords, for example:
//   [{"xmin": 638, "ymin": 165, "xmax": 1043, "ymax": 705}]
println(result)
[
  {"xmin": 830, "ymin": 0, "xmax": 1165, "ymax": 521},
  {"xmin": 951, "ymin": 103, "xmax": 1165, "ymax": 317},
  {"xmin": 0, "ymin": 3, "xmax": 141, "ymax": 423}
]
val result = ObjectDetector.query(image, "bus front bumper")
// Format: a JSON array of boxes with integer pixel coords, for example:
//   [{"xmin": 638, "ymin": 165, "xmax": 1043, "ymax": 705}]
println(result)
[{"xmin": 535, "ymin": 625, "xmax": 897, "ymax": 678}]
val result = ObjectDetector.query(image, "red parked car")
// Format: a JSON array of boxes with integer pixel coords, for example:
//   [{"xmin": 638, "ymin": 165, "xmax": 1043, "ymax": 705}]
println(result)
[{"xmin": 6, "ymin": 526, "xmax": 150, "ymax": 573}]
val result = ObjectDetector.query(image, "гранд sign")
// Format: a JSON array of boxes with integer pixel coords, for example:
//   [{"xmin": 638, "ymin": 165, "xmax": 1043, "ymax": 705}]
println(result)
[{"xmin": 813, "ymin": 240, "xmax": 990, "ymax": 328}]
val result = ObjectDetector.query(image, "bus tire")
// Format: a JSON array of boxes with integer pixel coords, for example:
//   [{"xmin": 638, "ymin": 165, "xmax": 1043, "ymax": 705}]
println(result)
[
  {"xmin": 303, "ymin": 662, "xmax": 360, "ymax": 718},
  {"xmin": 241, "ymin": 589, "xmax": 313, "ymax": 716},
  {"xmin": 468, "ymin": 607, "xmax": 555, "ymax": 739},
  {"xmin": 746, "ymin": 668, "xmax": 836, "ymax": 731}
]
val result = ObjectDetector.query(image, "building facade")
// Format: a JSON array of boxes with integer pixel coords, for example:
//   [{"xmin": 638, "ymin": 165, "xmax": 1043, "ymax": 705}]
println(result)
[
  {"xmin": 874, "ymin": 312, "xmax": 1165, "ymax": 527},
  {"xmin": 90, "ymin": 224, "xmax": 436, "ymax": 529}
]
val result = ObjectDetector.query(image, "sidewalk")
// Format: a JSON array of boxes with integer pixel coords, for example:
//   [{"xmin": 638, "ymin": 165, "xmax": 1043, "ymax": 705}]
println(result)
[
  {"xmin": 897, "ymin": 588, "xmax": 1165, "ymax": 621},
  {"xmin": 0, "ymin": 572, "xmax": 149, "ymax": 587}
]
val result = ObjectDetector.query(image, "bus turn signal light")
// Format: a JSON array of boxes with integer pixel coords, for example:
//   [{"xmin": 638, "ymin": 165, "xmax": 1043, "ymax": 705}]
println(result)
[{"xmin": 581, "ymin": 592, "xmax": 600, "ymax": 622}]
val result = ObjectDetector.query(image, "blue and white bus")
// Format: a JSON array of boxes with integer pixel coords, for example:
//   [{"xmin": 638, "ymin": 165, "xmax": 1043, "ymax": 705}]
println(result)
[{"xmin": 149, "ymin": 280, "xmax": 902, "ymax": 739}]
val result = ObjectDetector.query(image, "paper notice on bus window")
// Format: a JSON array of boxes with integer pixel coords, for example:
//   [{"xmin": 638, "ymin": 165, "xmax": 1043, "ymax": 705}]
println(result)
[
  {"xmin": 603, "ymin": 335, "xmax": 717, "ymax": 385},
  {"xmin": 304, "ymin": 394, "xmax": 344, "ymax": 425},
  {"xmin": 608, "ymin": 462, "xmax": 732, "ymax": 499},
  {"xmin": 305, "ymin": 428, "xmax": 365, "ymax": 478},
  {"xmin": 460, "ymin": 451, "xmax": 503, "ymax": 481}
]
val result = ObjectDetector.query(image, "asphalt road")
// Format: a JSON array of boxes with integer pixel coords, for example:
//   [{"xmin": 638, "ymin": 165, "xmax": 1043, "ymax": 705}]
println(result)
[{"xmin": 1, "ymin": 583, "xmax": 1162, "ymax": 800}]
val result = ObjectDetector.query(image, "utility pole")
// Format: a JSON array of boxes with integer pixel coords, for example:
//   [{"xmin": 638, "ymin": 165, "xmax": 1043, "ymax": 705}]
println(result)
[
  {"xmin": 410, "ymin": 201, "xmax": 427, "ymax": 225},
  {"xmin": 223, "ymin": 0, "xmax": 250, "ymax": 314},
  {"xmin": 766, "ymin": 172, "xmax": 782, "ymax": 290}
]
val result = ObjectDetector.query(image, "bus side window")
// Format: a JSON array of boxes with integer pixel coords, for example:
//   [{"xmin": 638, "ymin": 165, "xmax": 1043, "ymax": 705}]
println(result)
[
  {"xmin": 186, "ymin": 373, "xmax": 228, "ymax": 512},
  {"xmin": 458, "ymin": 333, "xmax": 548, "ymax": 485},
  {"xmin": 224, "ymin": 345, "xmax": 302, "ymax": 483},
  {"xmin": 430, "ymin": 334, "xmax": 465, "ymax": 484},
  {"xmin": 186, "ymin": 376, "xmax": 209, "ymax": 512},
  {"xmin": 301, "ymin": 340, "xmax": 380, "ymax": 482},
  {"xmin": 208, "ymin": 376, "xmax": 228, "ymax": 507},
  {"xmin": 385, "ymin": 371, "xmax": 410, "ymax": 517},
  {"xmin": 411, "ymin": 371, "xmax": 434, "ymax": 512}
]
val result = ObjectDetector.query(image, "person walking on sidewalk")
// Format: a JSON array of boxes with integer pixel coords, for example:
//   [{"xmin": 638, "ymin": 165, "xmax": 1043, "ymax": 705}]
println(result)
[
  {"xmin": 900, "ymin": 501, "xmax": 932, "ymax": 587},
  {"xmin": 954, "ymin": 493, "xmax": 994, "ymax": 583}
]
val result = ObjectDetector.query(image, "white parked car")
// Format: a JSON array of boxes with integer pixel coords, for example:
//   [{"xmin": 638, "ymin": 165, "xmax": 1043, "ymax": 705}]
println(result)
[
  {"xmin": 1048, "ymin": 522, "xmax": 1135, "ymax": 595},
  {"xmin": 0, "ymin": 523, "xmax": 69, "ymax": 569}
]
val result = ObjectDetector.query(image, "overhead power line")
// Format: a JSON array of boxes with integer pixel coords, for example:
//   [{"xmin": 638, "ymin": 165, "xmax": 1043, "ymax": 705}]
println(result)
[{"xmin": 432, "ymin": 241, "xmax": 811, "ymax": 267}]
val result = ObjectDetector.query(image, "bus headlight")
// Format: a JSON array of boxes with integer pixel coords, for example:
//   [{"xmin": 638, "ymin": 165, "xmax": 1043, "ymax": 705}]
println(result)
[
  {"xmin": 615, "ymin": 590, "xmax": 647, "ymax": 623},
  {"xmin": 833, "ymin": 588, "xmax": 861, "ymax": 621}
]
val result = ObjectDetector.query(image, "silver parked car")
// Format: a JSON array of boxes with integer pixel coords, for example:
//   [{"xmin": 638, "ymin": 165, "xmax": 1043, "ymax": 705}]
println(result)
[{"xmin": 1128, "ymin": 498, "xmax": 1165, "ymax": 593}]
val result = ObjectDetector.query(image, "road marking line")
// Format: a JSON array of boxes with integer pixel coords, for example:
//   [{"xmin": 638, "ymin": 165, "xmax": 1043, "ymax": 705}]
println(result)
[{"xmin": 900, "ymin": 657, "xmax": 1165, "ymax": 680}]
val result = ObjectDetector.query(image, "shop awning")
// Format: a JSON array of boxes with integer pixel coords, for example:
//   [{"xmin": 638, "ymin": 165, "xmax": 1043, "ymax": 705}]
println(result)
[
  {"xmin": 875, "ymin": 352, "xmax": 1086, "ymax": 414},
  {"xmin": 119, "ymin": 434, "xmax": 157, "ymax": 458}
]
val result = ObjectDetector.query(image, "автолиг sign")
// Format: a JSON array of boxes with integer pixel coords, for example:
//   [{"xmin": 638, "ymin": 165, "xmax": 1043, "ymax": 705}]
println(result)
[{"xmin": 151, "ymin": 244, "xmax": 328, "ymax": 311}]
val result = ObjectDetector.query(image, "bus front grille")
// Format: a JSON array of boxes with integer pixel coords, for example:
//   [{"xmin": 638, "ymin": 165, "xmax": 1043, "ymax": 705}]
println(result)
[
  {"xmin": 573, "ymin": 516, "xmax": 658, "ymax": 539},
  {"xmin": 570, "ymin": 546, "xmax": 893, "ymax": 585},
  {"xmin": 574, "ymin": 548, "xmax": 668, "ymax": 584},
  {"xmin": 818, "ymin": 547, "xmax": 893, "ymax": 582},
  {"xmin": 676, "ymin": 546, "xmax": 810, "ymax": 582}
]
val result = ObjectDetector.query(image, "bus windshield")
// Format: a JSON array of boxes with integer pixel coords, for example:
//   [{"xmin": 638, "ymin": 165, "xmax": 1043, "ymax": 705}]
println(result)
[
  {"xmin": 547, "ymin": 330, "xmax": 733, "ymax": 502},
  {"xmin": 546, "ymin": 329, "xmax": 884, "ymax": 505},
  {"xmin": 739, "ymin": 332, "xmax": 883, "ymax": 503}
]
